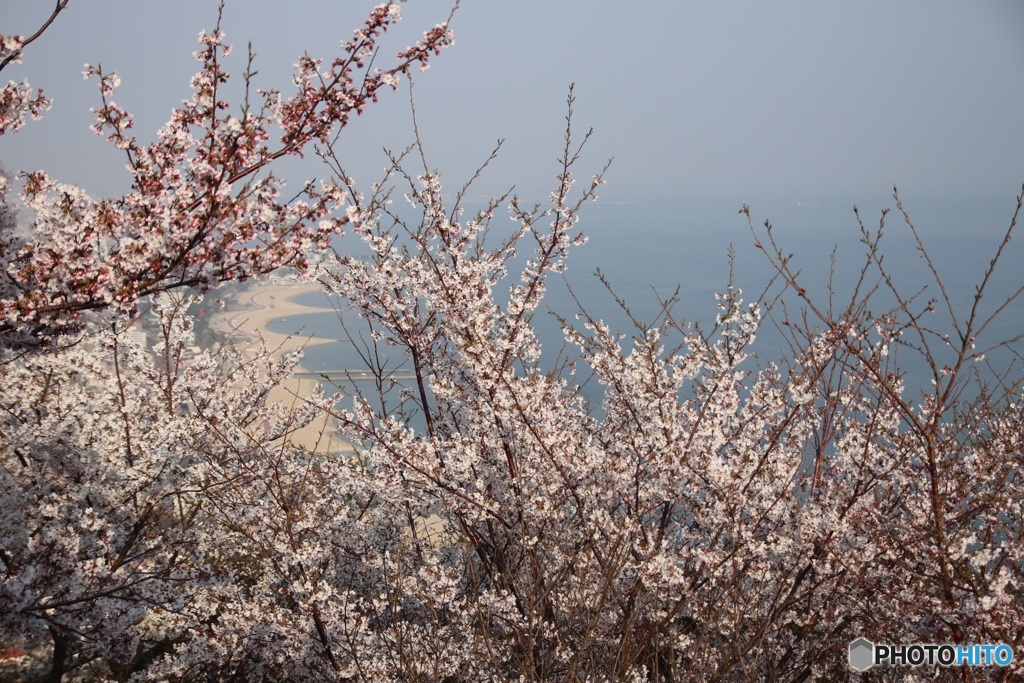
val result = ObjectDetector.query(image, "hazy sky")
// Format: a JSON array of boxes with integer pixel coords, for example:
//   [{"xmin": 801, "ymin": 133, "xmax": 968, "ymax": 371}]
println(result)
[{"xmin": 4, "ymin": 1, "xmax": 1024, "ymax": 211}]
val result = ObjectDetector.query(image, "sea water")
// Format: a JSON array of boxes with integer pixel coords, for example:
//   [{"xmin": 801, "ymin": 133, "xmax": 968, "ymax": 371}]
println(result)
[{"xmin": 266, "ymin": 195, "xmax": 1024, "ymax": 402}]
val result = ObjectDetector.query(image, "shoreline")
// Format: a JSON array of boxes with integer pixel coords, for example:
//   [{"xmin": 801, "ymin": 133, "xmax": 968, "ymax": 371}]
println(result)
[
  {"xmin": 206, "ymin": 281, "xmax": 357, "ymax": 456},
  {"xmin": 209, "ymin": 281, "xmax": 340, "ymax": 352}
]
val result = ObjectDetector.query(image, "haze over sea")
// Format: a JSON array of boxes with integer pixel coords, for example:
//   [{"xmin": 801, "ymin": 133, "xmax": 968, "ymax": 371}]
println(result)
[{"xmin": 265, "ymin": 194, "xmax": 1024, "ymax": 398}]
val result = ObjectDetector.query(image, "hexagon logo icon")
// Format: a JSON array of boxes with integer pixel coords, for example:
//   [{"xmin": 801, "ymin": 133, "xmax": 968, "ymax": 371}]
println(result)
[{"xmin": 849, "ymin": 637, "xmax": 875, "ymax": 672}]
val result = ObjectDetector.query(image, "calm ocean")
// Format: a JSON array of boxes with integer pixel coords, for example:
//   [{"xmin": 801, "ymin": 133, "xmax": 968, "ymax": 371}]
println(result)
[{"xmin": 265, "ymin": 195, "xmax": 1024, "ymax": 398}]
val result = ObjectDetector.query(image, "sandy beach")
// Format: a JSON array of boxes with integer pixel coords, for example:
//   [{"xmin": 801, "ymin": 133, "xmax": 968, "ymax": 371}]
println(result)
[
  {"xmin": 211, "ymin": 282, "xmax": 339, "ymax": 352},
  {"xmin": 207, "ymin": 281, "xmax": 357, "ymax": 456}
]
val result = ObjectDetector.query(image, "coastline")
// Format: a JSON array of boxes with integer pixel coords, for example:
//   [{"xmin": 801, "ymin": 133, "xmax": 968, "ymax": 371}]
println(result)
[
  {"xmin": 210, "ymin": 282, "xmax": 339, "ymax": 352},
  {"xmin": 206, "ymin": 281, "xmax": 357, "ymax": 456}
]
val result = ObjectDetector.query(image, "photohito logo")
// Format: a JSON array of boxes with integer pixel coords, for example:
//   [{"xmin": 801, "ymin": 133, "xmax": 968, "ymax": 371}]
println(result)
[{"xmin": 849, "ymin": 638, "xmax": 1014, "ymax": 671}]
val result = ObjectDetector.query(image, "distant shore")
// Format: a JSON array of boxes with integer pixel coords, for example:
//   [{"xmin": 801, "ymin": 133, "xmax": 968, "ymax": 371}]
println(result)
[
  {"xmin": 206, "ymin": 281, "xmax": 356, "ymax": 456},
  {"xmin": 208, "ymin": 281, "xmax": 339, "ymax": 352}
]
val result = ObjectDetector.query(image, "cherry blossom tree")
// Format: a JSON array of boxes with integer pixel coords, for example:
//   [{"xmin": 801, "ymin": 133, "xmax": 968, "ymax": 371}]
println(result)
[
  {"xmin": 2, "ymin": 1, "xmax": 1023, "ymax": 681},
  {"xmin": 305, "ymin": 106, "xmax": 1024, "ymax": 679},
  {"xmin": 1, "ymin": 2, "xmax": 456, "ymax": 679},
  {"xmin": 0, "ymin": 0, "xmax": 452, "ymax": 347},
  {"xmin": 747, "ymin": 197, "xmax": 1024, "ymax": 678}
]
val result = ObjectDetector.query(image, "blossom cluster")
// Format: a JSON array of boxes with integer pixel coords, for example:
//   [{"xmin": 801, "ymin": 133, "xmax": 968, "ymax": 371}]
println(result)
[
  {"xmin": 0, "ymin": 35, "xmax": 51, "ymax": 135},
  {"xmin": 0, "ymin": 2, "xmax": 452, "ymax": 346}
]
